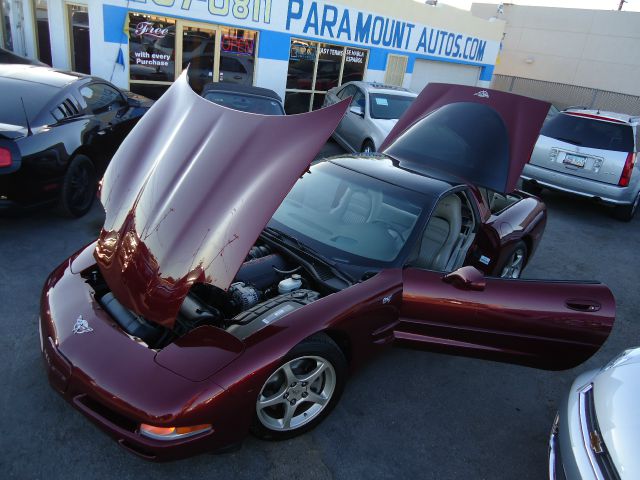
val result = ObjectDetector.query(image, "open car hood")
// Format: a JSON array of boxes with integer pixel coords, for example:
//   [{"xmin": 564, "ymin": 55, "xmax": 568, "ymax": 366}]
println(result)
[
  {"xmin": 379, "ymin": 83, "xmax": 550, "ymax": 194},
  {"xmin": 95, "ymin": 71, "xmax": 349, "ymax": 328}
]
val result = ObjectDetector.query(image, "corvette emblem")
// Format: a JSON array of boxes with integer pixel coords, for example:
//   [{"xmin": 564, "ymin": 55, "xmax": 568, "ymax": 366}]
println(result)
[
  {"xmin": 474, "ymin": 90, "xmax": 490, "ymax": 98},
  {"xmin": 382, "ymin": 295, "xmax": 392, "ymax": 305},
  {"xmin": 72, "ymin": 315, "xmax": 93, "ymax": 334}
]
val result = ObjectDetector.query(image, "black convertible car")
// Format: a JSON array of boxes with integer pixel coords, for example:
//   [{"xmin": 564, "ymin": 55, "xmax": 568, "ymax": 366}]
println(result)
[{"xmin": 0, "ymin": 64, "xmax": 153, "ymax": 217}]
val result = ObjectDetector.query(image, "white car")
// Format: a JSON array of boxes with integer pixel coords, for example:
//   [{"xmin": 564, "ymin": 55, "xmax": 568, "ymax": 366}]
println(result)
[
  {"xmin": 550, "ymin": 347, "xmax": 640, "ymax": 479},
  {"xmin": 323, "ymin": 81, "xmax": 417, "ymax": 153}
]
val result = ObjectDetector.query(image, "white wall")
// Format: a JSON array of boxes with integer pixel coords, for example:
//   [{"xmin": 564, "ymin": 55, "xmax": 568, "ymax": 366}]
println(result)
[
  {"xmin": 254, "ymin": 58, "xmax": 288, "ymax": 100},
  {"xmin": 409, "ymin": 59, "xmax": 480, "ymax": 93},
  {"xmin": 48, "ymin": 0, "xmax": 73, "ymax": 70}
]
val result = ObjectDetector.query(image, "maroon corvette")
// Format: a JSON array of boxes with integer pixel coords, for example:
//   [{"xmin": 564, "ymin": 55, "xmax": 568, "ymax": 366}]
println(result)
[{"xmin": 40, "ymin": 73, "xmax": 615, "ymax": 461}]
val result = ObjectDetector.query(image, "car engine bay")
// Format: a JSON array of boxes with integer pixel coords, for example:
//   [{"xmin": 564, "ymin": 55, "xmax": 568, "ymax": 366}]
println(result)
[{"xmin": 83, "ymin": 240, "xmax": 339, "ymax": 349}]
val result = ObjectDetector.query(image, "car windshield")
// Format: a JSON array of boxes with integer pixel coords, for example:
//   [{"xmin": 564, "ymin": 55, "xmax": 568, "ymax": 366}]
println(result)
[
  {"xmin": 369, "ymin": 93, "xmax": 415, "ymax": 120},
  {"xmin": 541, "ymin": 113, "xmax": 634, "ymax": 152},
  {"xmin": 0, "ymin": 78, "xmax": 57, "ymax": 126},
  {"xmin": 269, "ymin": 162, "xmax": 425, "ymax": 265},
  {"xmin": 203, "ymin": 91, "xmax": 284, "ymax": 115}
]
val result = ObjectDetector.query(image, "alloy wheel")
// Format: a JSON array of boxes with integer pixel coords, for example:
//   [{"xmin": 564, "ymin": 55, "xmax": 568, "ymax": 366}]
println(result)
[{"xmin": 256, "ymin": 355, "xmax": 336, "ymax": 432}]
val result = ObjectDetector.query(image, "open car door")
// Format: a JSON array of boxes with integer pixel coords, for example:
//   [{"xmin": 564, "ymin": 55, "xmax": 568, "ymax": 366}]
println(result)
[{"xmin": 396, "ymin": 266, "xmax": 615, "ymax": 370}]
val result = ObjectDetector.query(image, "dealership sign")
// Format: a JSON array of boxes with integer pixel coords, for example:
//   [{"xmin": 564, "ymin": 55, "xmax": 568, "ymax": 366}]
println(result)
[{"xmin": 120, "ymin": 0, "xmax": 499, "ymax": 65}]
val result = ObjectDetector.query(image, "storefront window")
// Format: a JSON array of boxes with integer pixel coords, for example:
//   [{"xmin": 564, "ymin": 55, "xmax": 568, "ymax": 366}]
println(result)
[
  {"xmin": 33, "ymin": 0, "xmax": 51, "ymax": 65},
  {"xmin": 342, "ymin": 47, "xmax": 368, "ymax": 84},
  {"xmin": 127, "ymin": 14, "xmax": 257, "ymax": 99},
  {"xmin": 316, "ymin": 44, "xmax": 343, "ymax": 91},
  {"xmin": 128, "ymin": 13, "xmax": 175, "ymax": 83},
  {"xmin": 219, "ymin": 27, "xmax": 256, "ymax": 86},
  {"xmin": 67, "ymin": 4, "xmax": 90, "ymax": 74},
  {"xmin": 285, "ymin": 39, "xmax": 368, "ymax": 114}
]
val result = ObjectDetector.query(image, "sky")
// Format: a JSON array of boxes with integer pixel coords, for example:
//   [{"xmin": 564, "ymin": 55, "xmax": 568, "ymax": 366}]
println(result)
[{"xmin": 434, "ymin": 0, "xmax": 640, "ymax": 12}]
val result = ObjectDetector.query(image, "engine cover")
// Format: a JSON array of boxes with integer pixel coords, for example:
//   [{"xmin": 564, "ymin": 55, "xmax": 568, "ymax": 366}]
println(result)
[{"xmin": 227, "ymin": 289, "xmax": 320, "ymax": 340}]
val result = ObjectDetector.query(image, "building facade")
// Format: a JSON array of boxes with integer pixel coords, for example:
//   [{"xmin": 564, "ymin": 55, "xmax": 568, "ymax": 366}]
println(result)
[
  {"xmin": 2, "ymin": 0, "xmax": 505, "ymax": 112},
  {"xmin": 471, "ymin": 3, "xmax": 640, "ymax": 98}
]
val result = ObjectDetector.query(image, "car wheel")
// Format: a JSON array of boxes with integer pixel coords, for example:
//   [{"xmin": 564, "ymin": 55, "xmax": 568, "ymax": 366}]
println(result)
[
  {"xmin": 252, "ymin": 334, "xmax": 347, "ymax": 440},
  {"xmin": 612, "ymin": 192, "xmax": 639, "ymax": 222},
  {"xmin": 499, "ymin": 241, "xmax": 528, "ymax": 278},
  {"xmin": 521, "ymin": 180, "xmax": 542, "ymax": 196},
  {"xmin": 58, "ymin": 154, "xmax": 97, "ymax": 218},
  {"xmin": 361, "ymin": 140, "xmax": 375, "ymax": 154}
]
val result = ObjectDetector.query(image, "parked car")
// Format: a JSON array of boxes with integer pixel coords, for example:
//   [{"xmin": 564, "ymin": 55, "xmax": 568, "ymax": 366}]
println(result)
[
  {"xmin": 522, "ymin": 108, "xmax": 639, "ymax": 221},
  {"xmin": 40, "ymin": 76, "xmax": 615, "ymax": 461},
  {"xmin": 201, "ymin": 83, "xmax": 284, "ymax": 115},
  {"xmin": 0, "ymin": 47, "xmax": 47, "ymax": 66},
  {"xmin": 0, "ymin": 64, "xmax": 153, "ymax": 217},
  {"xmin": 323, "ymin": 81, "xmax": 417, "ymax": 153},
  {"xmin": 549, "ymin": 346, "xmax": 640, "ymax": 480}
]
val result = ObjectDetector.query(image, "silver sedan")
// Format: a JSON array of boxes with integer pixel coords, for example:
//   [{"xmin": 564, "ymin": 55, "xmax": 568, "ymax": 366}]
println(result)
[{"xmin": 323, "ymin": 81, "xmax": 417, "ymax": 153}]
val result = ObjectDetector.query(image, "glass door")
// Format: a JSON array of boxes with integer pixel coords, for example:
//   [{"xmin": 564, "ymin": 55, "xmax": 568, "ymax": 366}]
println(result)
[
  {"xmin": 176, "ymin": 20, "xmax": 218, "ymax": 95},
  {"xmin": 66, "ymin": 3, "xmax": 90, "ymax": 74},
  {"xmin": 33, "ymin": 0, "xmax": 52, "ymax": 65}
]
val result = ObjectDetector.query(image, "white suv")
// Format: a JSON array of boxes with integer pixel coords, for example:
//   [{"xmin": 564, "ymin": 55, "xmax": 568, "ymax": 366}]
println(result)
[{"xmin": 522, "ymin": 108, "xmax": 639, "ymax": 221}]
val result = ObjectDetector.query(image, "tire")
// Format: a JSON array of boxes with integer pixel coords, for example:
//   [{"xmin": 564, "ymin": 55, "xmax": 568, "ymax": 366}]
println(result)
[
  {"xmin": 498, "ymin": 241, "xmax": 528, "ymax": 279},
  {"xmin": 361, "ymin": 140, "xmax": 375, "ymax": 154},
  {"xmin": 251, "ymin": 334, "xmax": 347, "ymax": 441},
  {"xmin": 58, "ymin": 154, "xmax": 97, "ymax": 218},
  {"xmin": 521, "ymin": 179, "xmax": 542, "ymax": 196},
  {"xmin": 612, "ymin": 192, "xmax": 639, "ymax": 222}
]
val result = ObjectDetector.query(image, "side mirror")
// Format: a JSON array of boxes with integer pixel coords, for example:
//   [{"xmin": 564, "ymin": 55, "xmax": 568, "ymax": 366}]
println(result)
[
  {"xmin": 349, "ymin": 105, "xmax": 364, "ymax": 117},
  {"xmin": 442, "ymin": 266, "xmax": 486, "ymax": 291}
]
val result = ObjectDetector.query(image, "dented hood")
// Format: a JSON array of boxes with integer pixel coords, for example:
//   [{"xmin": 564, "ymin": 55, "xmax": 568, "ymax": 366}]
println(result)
[
  {"xmin": 95, "ymin": 71, "xmax": 349, "ymax": 328},
  {"xmin": 380, "ymin": 83, "xmax": 550, "ymax": 194}
]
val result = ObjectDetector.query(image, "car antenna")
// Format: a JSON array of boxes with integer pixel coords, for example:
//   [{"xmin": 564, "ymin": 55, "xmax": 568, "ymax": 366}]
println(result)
[{"xmin": 20, "ymin": 97, "xmax": 33, "ymax": 136}]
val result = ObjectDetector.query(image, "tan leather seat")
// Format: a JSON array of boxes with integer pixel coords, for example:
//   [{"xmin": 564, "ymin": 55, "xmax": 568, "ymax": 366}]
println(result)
[{"xmin": 414, "ymin": 195, "xmax": 462, "ymax": 270}]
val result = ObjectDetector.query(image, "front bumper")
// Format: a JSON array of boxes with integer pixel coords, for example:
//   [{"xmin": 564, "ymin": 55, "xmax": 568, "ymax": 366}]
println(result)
[
  {"xmin": 522, "ymin": 164, "xmax": 639, "ymax": 206},
  {"xmin": 39, "ymin": 250, "xmax": 248, "ymax": 461}
]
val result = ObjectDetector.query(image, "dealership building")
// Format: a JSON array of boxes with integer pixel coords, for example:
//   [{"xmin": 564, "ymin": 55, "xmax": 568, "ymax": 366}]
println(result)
[{"xmin": 2, "ymin": 0, "xmax": 504, "ymax": 112}]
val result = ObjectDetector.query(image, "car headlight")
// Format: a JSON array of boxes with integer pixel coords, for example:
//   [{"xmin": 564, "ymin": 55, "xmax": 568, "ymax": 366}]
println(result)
[
  {"xmin": 139, "ymin": 423, "xmax": 212, "ymax": 441},
  {"xmin": 602, "ymin": 347, "xmax": 640, "ymax": 371}
]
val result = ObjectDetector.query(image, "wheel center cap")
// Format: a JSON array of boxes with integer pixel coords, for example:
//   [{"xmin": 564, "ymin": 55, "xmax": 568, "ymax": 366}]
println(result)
[{"xmin": 291, "ymin": 386, "xmax": 303, "ymax": 397}]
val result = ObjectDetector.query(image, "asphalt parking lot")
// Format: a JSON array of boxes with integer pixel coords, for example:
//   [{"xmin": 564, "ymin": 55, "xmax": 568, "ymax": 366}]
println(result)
[{"xmin": 1, "ymin": 139, "xmax": 638, "ymax": 479}]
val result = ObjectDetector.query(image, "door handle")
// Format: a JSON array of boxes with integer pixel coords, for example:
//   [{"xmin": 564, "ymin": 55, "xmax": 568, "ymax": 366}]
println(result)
[{"xmin": 566, "ymin": 300, "xmax": 601, "ymax": 312}]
